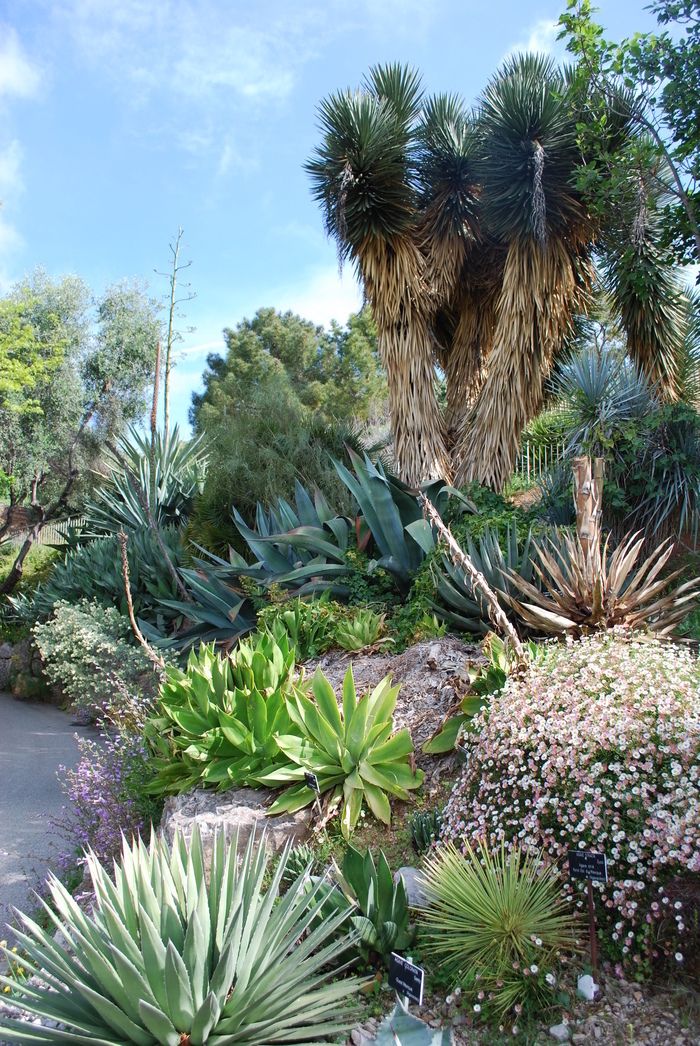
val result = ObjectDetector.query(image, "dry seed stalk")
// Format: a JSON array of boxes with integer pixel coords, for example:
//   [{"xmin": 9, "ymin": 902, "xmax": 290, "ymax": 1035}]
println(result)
[{"xmin": 419, "ymin": 492, "xmax": 526, "ymax": 661}]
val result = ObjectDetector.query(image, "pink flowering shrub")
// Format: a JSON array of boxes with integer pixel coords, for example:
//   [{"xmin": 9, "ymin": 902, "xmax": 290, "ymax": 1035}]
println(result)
[{"xmin": 442, "ymin": 631, "xmax": 700, "ymax": 975}]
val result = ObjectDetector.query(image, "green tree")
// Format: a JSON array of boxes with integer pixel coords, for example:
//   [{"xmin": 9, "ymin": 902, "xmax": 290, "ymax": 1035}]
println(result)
[
  {"xmin": 191, "ymin": 306, "xmax": 385, "ymax": 431},
  {"xmin": 188, "ymin": 307, "xmax": 385, "ymax": 548},
  {"xmin": 0, "ymin": 271, "xmax": 161, "ymax": 594},
  {"xmin": 0, "ymin": 297, "xmax": 65, "ymax": 413},
  {"xmin": 558, "ymin": 0, "xmax": 700, "ymax": 266}
]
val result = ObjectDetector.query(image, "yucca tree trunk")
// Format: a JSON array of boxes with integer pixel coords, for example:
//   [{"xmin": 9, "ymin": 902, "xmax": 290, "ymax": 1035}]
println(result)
[
  {"xmin": 573, "ymin": 455, "xmax": 604, "ymax": 575},
  {"xmin": 445, "ymin": 279, "xmax": 501, "ymax": 439},
  {"xmin": 455, "ymin": 239, "xmax": 592, "ymax": 490},
  {"xmin": 361, "ymin": 237, "xmax": 451, "ymax": 485}
]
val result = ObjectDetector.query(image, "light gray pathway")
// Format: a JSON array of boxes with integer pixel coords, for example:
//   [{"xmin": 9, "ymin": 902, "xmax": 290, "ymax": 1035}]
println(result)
[{"xmin": 0, "ymin": 692, "xmax": 93, "ymax": 943}]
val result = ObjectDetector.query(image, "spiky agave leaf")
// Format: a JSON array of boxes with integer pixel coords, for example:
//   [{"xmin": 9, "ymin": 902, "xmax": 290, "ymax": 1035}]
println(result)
[
  {"xmin": 506, "ymin": 529, "xmax": 700, "ymax": 636},
  {"xmin": 83, "ymin": 425, "xmax": 208, "ymax": 536},
  {"xmin": 145, "ymin": 638, "xmax": 299, "ymax": 796},
  {"xmin": 256, "ymin": 665, "xmax": 423, "ymax": 839},
  {"xmin": 0, "ymin": 828, "xmax": 363, "ymax": 1045}
]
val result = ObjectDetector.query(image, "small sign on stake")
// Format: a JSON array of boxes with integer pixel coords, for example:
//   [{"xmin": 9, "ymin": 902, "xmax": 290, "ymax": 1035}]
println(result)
[
  {"xmin": 568, "ymin": 850, "xmax": 608, "ymax": 974},
  {"xmin": 388, "ymin": 953, "xmax": 425, "ymax": 1007},
  {"xmin": 304, "ymin": 770, "xmax": 320, "ymax": 793},
  {"xmin": 568, "ymin": 850, "xmax": 608, "ymax": 882}
]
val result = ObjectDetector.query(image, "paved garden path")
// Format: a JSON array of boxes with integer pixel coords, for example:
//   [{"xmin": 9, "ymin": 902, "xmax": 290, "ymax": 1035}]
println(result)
[{"xmin": 0, "ymin": 692, "xmax": 93, "ymax": 945}]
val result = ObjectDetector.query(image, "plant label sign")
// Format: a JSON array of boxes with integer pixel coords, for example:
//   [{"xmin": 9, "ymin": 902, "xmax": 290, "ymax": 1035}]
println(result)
[
  {"xmin": 304, "ymin": 770, "xmax": 320, "ymax": 793},
  {"xmin": 568, "ymin": 850, "xmax": 608, "ymax": 882},
  {"xmin": 388, "ymin": 953, "xmax": 425, "ymax": 1006}
]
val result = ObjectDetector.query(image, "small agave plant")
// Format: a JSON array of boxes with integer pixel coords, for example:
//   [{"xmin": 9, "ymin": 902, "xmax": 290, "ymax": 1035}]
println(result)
[
  {"xmin": 374, "ymin": 1001, "xmax": 453, "ymax": 1045},
  {"xmin": 0, "ymin": 829, "xmax": 363, "ymax": 1045}
]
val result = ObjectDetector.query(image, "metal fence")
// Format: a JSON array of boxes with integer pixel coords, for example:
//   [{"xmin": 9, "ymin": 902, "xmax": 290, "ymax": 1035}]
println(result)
[{"xmin": 514, "ymin": 442, "xmax": 566, "ymax": 481}]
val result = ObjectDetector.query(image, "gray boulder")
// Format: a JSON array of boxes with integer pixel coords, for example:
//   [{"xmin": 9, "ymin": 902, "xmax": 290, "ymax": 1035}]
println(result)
[
  {"xmin": 394, "ymin": 866, "xmax": 429, "ymax": 908},
  {"xmin": 160, "ymin": 787, "xmax": 313, "ymax": 868}
]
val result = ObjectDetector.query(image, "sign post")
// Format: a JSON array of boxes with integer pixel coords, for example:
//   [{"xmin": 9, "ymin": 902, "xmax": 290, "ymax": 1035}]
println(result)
[
  {"xmin": 388, "ymin": 953, "xmax": 425, "ymax": 1008},
  {"xmin": 304, "ymin": 769, "xmax": 324, "ymax": 824},
  {"xmin": 567, "ymin": 850, "xmax": 608, "ymax": 975}
]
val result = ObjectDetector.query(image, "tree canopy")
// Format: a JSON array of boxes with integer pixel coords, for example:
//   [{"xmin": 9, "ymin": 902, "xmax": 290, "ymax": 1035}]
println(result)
[
  {"xmin": 190, "ymin": 306, "xmax": 385, "ymax": 433},
  {"xmin": 0, "ymin": 270, "xmax": 161, "ymax": 593},
  {"xmin": 559, "ymin": 0, "xmax": 700, "ymax": 267}
]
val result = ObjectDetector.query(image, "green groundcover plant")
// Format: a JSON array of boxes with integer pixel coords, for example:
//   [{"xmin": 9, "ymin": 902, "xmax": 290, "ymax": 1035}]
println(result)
[
  {"xmin": 0, "ymin": 829, "xmax": 364, "ymax": 1045},
  {"xmin": 441, "ymin": 631, "xmax": 700, "ymax": 975}
]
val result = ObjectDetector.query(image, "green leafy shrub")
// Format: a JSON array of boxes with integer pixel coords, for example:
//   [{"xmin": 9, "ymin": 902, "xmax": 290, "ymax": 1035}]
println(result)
[
  {"xmin": 258, "ymin": 595, "xmax": 338, "ymax": 659},
  {"xmin": 334, "ymin": 606, "xmax": 387, "ymax": 650},
  {"xmin": 258, "ymin": 666, "xmax": 424, "ymax": 838},
  {"xmin": 420, "ymin": 841, "xmax": 580, "ymax": 1020},
  {"xmin": 409, "ymin": 808, "xmax": 443, "ymax": 854},
  {"xmin": 0, "ymin": 828, "xmax": 363, "ymax": 1044},
  {"xmin": 147, "ymin": 636, "xmax": 298, "ymax": 796},
  {"xmin": 33, "ymin": 599, "xmax": 158, "ymax": 722},
  {"xmin": 441, "ymin": 632, "xmax": 700, "ymax": 973}
]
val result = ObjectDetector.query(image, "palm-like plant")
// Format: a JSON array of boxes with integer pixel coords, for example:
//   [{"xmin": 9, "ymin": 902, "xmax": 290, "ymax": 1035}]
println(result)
[
  {"xmin": 456, "ymin": 55, "xmax": 594, "ymax": 491},
  {"xmin": 506, "ymin": 528, "xmax": 700, "ymax": 636},
  {"xmin": 419, "ymin": 841, "xmax": 580, "ymax": 1017},
  {"xmin": 307, "ymin": 65, "xmax": 450, "ymax": 485},
  {"xmin": 0, "ymin": 829, "xmax": 363, "ymax": 1044},
  {"xmin": 84, "ymin": 425, "xmax": 208, "ymax": 535},
  {"xmin": 308, "ymin": 58, "xmax": 683, "ymax": 491}
]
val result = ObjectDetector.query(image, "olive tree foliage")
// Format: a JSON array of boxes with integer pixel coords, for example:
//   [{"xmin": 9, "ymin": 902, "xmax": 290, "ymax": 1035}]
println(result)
[{"xmin": 0, "ymin": 270, "xmax": 161, "ymax": 595}]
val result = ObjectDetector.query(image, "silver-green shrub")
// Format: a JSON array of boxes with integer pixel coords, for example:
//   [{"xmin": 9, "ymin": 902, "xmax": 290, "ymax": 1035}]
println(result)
[{"xmin": 33, "ymin": 599, "xmax": 158, "ymax": 722}]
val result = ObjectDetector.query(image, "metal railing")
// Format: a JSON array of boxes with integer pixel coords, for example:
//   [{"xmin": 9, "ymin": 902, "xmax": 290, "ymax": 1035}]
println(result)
[{"xmin": 514, "ymin": 442, "xmax": 566, "ymax": 481}]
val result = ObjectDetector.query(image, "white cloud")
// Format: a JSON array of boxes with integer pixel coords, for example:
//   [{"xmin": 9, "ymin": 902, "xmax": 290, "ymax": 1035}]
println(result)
[
  {"xmin": 0, "ymin": 27, "xmax": 41, "ymax": 99},
  {"xmin": 0, "ymin": 141, "xmax": 26, "ymax": 283},
  {"xmin": 505, "ymin": 17, "xmax": 562, "ymax": 61},
  {"xmin": 271, "ymin": 265, "xmax": 363, "ymax": 328},
  {"xmin": 60, "ymin": 1, "xmax": 325, "ymax": 107}
]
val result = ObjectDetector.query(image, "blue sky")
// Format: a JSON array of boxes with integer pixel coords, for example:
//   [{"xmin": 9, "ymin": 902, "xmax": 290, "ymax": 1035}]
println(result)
[{"xmin": 1, "ymin": 0, "xmax": 656, "ymax": 430}]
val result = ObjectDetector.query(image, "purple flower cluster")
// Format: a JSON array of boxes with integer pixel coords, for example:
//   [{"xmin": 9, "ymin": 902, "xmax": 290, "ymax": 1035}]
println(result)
[
  {"xmin": 442, "ymin": 631, "xmax": 700, "ymax": 974},
  {"xmin": 56, "ymin": 731, "xmax": 162, "ymax": 870}
]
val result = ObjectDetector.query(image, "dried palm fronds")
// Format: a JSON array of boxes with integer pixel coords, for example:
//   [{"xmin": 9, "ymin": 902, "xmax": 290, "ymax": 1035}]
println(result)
[
  {"xmin": 506, "ymin": 528, "xmax": 700, "ymax": 636},
  {"xmin": 456, "ymin": 238, "xmax": 594, "ymax": 490}
]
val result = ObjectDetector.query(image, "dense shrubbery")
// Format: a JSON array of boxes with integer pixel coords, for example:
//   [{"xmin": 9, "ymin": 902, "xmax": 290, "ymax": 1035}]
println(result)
[
  {"xmin": 441, "ymin": 632, "xmax": 700, "ymax": 974},
  {"xmin": 34, "ymin": 599, "xmax": 158, "ymax": 720}
]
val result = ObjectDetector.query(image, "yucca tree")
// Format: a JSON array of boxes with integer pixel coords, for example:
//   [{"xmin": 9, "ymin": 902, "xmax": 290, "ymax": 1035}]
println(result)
[
  {"xmin": 308, "ymin": 57, "xmax": 686, "ymax": 490},
  {"xmin": 455, "ymin": 55, "xmax": 595, "ymax": 490},
  {"xmin": 307, "ymin": 65, "xmax": 456, "ymax": 484}
]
